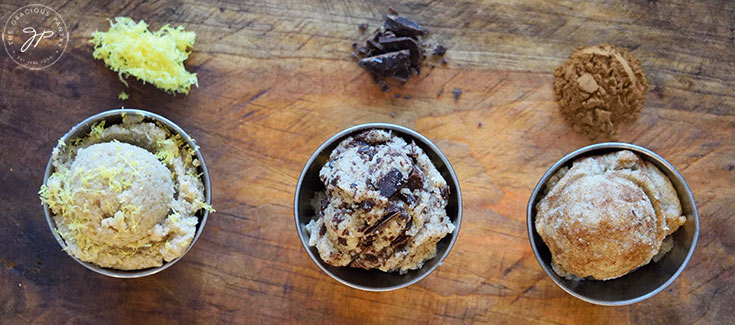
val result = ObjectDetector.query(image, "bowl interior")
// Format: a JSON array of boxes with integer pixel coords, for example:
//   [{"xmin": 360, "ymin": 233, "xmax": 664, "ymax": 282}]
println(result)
[
  {"xmin": 528, "ymin": 143, "xmax": 699, "ymax": 305},
  {"xmin": 43, "ymin": 109, "xmax": 211, "ymax": 278},
  {"xmin": 295, "ymin": 124, "xmax": 462, "ymax": 291}
]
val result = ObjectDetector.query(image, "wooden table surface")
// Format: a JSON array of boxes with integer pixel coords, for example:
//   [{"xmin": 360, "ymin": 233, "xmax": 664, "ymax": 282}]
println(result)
[{"xmin": 1, "ymin": 0, "xmax": 733, "ymax": 323}]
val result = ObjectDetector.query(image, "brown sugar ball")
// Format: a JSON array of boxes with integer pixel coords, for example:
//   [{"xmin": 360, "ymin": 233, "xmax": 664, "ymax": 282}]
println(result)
[{"xmin": 554, "ymin": 44, "xmax": 649, "ymax": 140}]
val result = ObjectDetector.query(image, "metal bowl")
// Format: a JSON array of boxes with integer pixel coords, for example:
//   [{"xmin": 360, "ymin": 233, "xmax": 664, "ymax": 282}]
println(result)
[
  {"xmin": 294, "ymin": 123, "xmax": 462, "ymax": 291},
  {"xmin": 527, "ymin": 142, "xmax": 699, "ymax": 305},
  {"xmin": 42, "ymin": 109, "xmax": 212, "ymax": 278}
]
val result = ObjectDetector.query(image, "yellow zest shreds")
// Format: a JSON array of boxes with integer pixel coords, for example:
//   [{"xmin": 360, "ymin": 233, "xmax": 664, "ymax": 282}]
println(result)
[
  {"xmin": 118, "ymin": 91, "xmax": 129, "ymax": 100},
  {"xmin": 198, "ymin": 201, "xmax": 215, "ymax": 213},
  {"xmin": 155, "ymin": 138, "xmax": 179, "ymax": 165},
  {"xmin": 40, "ymin": 117, "xmax": 213, "ymax": 268},
  {"xmin": 90, "ymin": 17, "xmax": 198, "ymax": 95},
  {"xmin": 57, "ymin": 139, "xmax": 66, "ymax": 147},
  {"xmin": 89, "ymin": 121, "xmax": 106, "ymax": 139}
]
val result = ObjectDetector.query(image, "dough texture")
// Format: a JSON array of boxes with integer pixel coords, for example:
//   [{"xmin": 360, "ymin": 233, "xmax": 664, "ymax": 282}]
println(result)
[
  {"xmin": 535, "ymin": 150, "xmax": 685, "ymax": 280},
  {"xmin": 305, "ymin": 129, "xmax": 454, "ymax": 273},
  {"xmin": 41, "ymin": 114, "xmax": 210, "ymax": 270}
]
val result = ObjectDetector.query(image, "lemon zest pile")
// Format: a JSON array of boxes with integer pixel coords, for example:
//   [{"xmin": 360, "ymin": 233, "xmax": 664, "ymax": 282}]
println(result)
[
  {"xmin": 90, "ymin": 17, "xmax": 198, "ymax": 95},
  {"xmin": 118, "ymin": 91, "xmax": 129, "ymax": 100}
]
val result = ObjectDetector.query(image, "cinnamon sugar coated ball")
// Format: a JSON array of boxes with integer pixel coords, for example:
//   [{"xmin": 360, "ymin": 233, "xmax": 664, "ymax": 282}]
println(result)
[
  {"xmin": 554, "ymin": 44, "xmax": 649, "ymax": 139},
  {"xmin": 535, "ymin": 150, "xmax": 686, "ymax": 280}
]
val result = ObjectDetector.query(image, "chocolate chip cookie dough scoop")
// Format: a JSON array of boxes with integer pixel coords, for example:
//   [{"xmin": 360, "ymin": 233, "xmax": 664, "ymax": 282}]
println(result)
[
  {"xmin": 40, "ymin": 109, "xmax": 212, "ymax": 278},
  {"xmin": 295, "ymin": 123, "xmax": 462, "ymax": 291}
]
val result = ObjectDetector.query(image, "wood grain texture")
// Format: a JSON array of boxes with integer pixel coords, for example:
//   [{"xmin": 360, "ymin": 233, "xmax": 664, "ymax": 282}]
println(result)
[{"xmin": 1, "ymin": 0, "xmax": 734, "ymax": 323}]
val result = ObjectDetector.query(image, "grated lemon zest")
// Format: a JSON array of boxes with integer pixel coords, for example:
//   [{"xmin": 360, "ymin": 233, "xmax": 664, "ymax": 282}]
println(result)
[{"xmin": 90, "ymin": 17, "xmax": 198, "ymax": 95}]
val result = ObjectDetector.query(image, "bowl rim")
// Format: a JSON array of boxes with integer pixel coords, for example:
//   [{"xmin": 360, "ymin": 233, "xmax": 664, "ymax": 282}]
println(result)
[
  {"xmin": 293, "ymin": 122, "xmax": 463, "ymax": 291},
  {"xmin": 526, "ymin": 142, "xmax": 700, "ymax": 305},
  {"xmin": 42, "ymin": 108, "xmax": 212, "ymax": 278}
]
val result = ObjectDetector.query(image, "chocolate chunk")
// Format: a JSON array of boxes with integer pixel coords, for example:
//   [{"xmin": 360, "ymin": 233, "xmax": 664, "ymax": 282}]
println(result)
[
  {"xmin": 360, "ymin": 200, "xmax": 375, "ymax": 210},
  {"xmin": 432, "ymin": 44, "xmax": 447, "ymax": 56},
  {"xmin": 437, "ymin": 88, "xmax": 444, "ymax": 97},
  {"xmin": 321, "ymin": 198, "xmax": 329, "ymax": 210},
  {"xmin": 391, "ymin": 234, "xmax": 410, "ymax": 247},
  {"xmin": 330, "ymin": 175, "xmax": 340, "ymax": 186},
  {"xmin": 399, "ymin": 191, "xmax": 416, "ymax": 206},
  {"xmin": 350, "ymin": 183, "xmax": 357, "ymax": 189},
  {"xmin": 388, "ymin": 7, "xmax": 399, "ymax": 15},
  {"xmin": 338, "ymin": 237, "xmax": 347, "ymax": 246},
  {"xmin": 357, "ymin": 145, "xmax": 376, "ymax": 160},
  {"xmin": 378, "ymin": 36, "xmax": 422, "ymax": 65},
  {"xmin": 319, "ymin": 224, "xmax": 326, "ymax": 236},
  {"xmin": 440, "ymin": 186, "xmax": 450, "ymax": 200},
  {"xmin": 384, "ymin": 15, "xmax": 426, "ymax": 38},
  {"xmin": 377, "ymin": 168, "xmax": 405, "ymax": 197},
  {"xmin": 378, "ymin": 80, "xmax": 390, "ymax": 92},
  {"xmin": 342, "ymin": 229, "xmax": 349, "ymax": 236},
  {"xmin": 358, "ymin": 23, "xmax": 368, "ymax": 33},
  {"xmin": 364, "ymin": 254, "xmax": 379, "ymax": 263},
  {"xmin": 363, "ymin": 204, "xmax": 409, "ymax": 234},
  {"xmin": 453, "ymin": 88, "xmax": 462, "ymax": 101},
  {"xmin": 393, "ymin": 68, "xmax": 410, "ymax": 82},
  {"xmin": 358, "ymin": 50, "xmax": 412, "ymax": 78},
  {"xmin": 407, "ymin": 168, "xmax": 424, "ymax": 191},
  {"xmin": 367, "ymin": 39, "xmax": 385, "ymax": 53}
]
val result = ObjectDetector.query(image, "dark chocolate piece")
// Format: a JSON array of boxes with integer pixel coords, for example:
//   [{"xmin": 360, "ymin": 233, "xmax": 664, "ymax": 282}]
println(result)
[
  {"xmin": 378, "ymin": 36, "xmax": 422, "ymax": 65},
  {"xmin": 364, "ymin": 254, "xmax": 379, "ymax": 263},
  {"xmin": 363, "ymin": 211, "xmax": 399, "ymax": 234},
  {"xmin": 360, "ymin": 200, "xmax": 374, "ymax": 210},
  {"xmin": 393, "ymin": 68, "xmax": 410, "ymax": 82},
  {"xmin": 338, "ymin": 237, "xmax": 347, "ymax": 246},
  {"xmin": 440, "ymin": 186, "xmax": 450, "ymax": 200},
  {"xmin": 432, "ymin": 44, "xmax": 447, "ymax": 56},
  {"xmin": 406, "ymin": 168, "xmax": 424, "ymax": 191},
  {"xmin": 358, "ymin": 23, "xmax": 368, "ymax": 33},
  {"xmin": 357, "ymin": 145, "xmax": 376, "ymax": 161},
  {"xmin": 437, "ymin": 88, "xmax": 444, "ymax": 97},
  {"xmin": 319, "ymin": 224, "xmax": 326, "ymax": 236},
  {"xmin": 377, "ymin": 168, "xmax": 405, "ymax": 198},
  {"xmin": 358, "ymin": 50, "xmax": 412, "ymax": 77},
  {"xmin": 453, "ymin": 88, "xmax": 462, "ymax": 101},
  {"xmin": 384, "ymin": 15, "xmax": 426, "ymax": 38},
  {"xmin": 378, "ymin": 80, "xmax": 390, "ymax": 92},
  {"xmin": 399, "ymin": 191, "xmax": 416, "ymax": 206}
]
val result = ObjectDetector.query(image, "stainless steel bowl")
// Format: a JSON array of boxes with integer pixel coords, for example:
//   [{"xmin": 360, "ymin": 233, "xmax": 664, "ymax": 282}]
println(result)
[
  {"xmin": 527, "ymin": 142, "xmax": 699, "ymax": 305},
  {"xmin": 294, "ymin": 123, "xmax": 462, "ymax": 291},
  {"xmin": 42, "ymin": 109, "xmax": 212, "ymax": 278}
]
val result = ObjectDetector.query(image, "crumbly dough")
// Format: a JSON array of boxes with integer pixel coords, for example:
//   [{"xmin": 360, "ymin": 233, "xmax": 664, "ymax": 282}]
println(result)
[
  {"xmin": 535, "ymin": 150, "xmax": 685, "ymax": 280},
  {"xmin": 41, "ymin": 114, "xmax": 210, "ymax": 270},
  {"xmin": 305, "ymin": 129, "xmax": 454, "ymax": 273}
]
